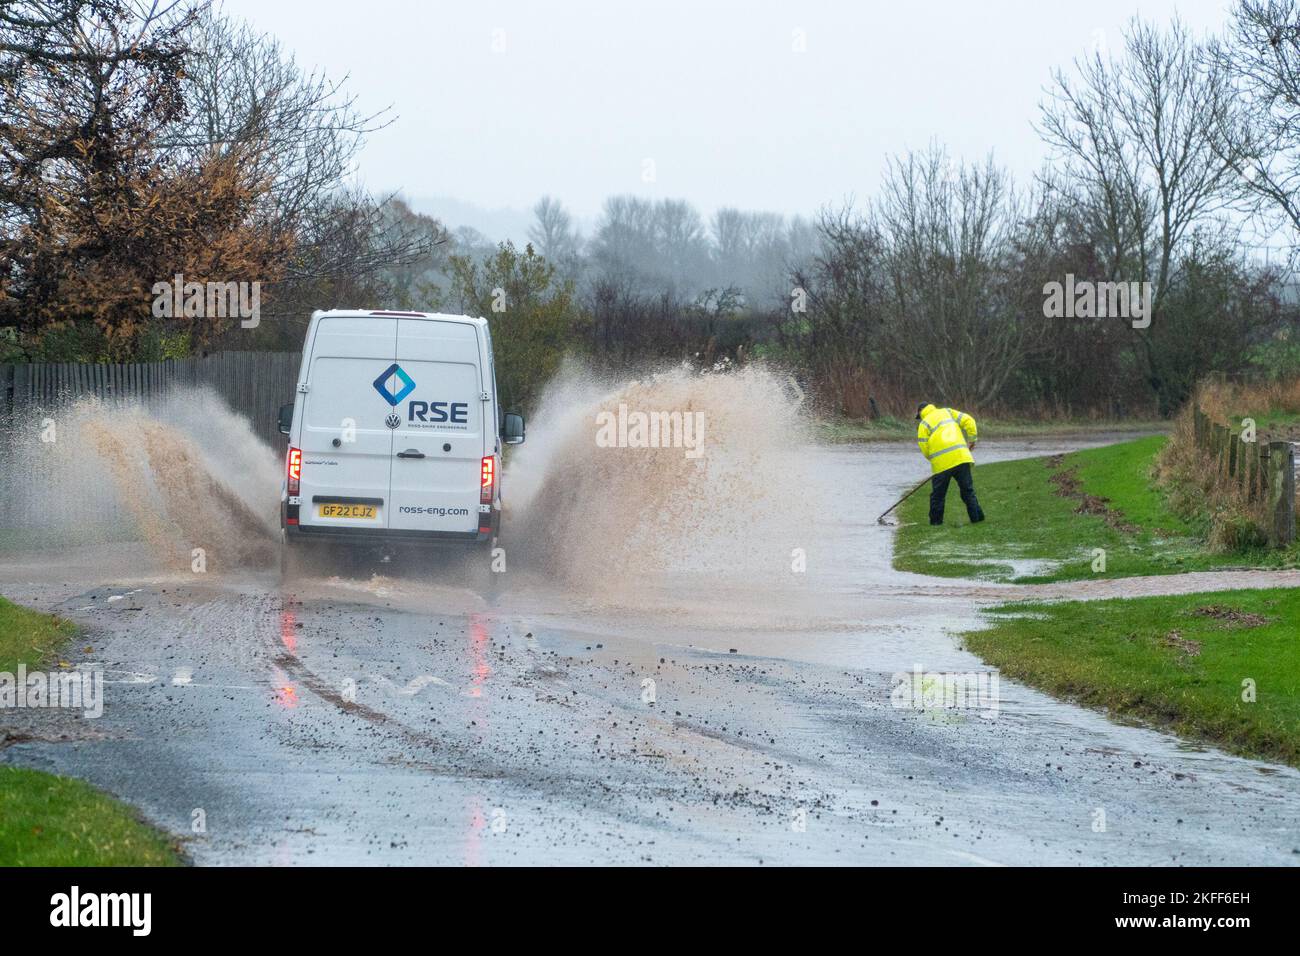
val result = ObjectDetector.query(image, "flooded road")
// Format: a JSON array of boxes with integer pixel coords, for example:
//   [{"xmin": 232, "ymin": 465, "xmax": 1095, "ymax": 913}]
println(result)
[{"xmin": 3, "ymin": 436, "xmax": 1299, "ymax": 865}]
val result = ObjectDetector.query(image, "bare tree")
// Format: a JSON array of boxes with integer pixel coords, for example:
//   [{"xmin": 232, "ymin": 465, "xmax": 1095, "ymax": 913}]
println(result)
[
  {"xmin": 168, "ymin": 6, "xmax": 391, "ymax": 232},
  {"xmin": 0, "ymin": 0, "xmax": 198, "ymax": 229},
  {"xmin": 1209, "ymin": 1, "xmax": 1300, "ymax": 249},
  {"xmin": 248, "ymin": 188, "xmax": 445, "ymax": 339},
  {"xmin": 1038, "ymin": 17, "xmax": 1243, "ymax": 409},
  {"xmin": 875, "ymin": 147, "xmax": 1038, "ymax": 407},
  {"xmin": 589, "ymin": 195, "xmax": 714, "ymax": 297},
  {"xmin": 0, "ymin": 0, "xmax": 245, "ymax": 355},
  {"xmin": 528, "ymin": 195, "xmax": 579, "ymax": 261},
  {"xmin": 653, "ymin": 198, "xmax": 707, "ymax": 292},
  {"xmin": 590, "ymin": 194, "xmax": 657, "ymax": 293},
  {"xmin": 780, "ymin": 203, "xmax": 890, "ymax": 415},
  {"xmin": 710, "ymin": 207, "xmax": 791, "ymax": 303},
  {"xmin": 166, "ymin": 9, "xmax": 445, "ymax": 342}
]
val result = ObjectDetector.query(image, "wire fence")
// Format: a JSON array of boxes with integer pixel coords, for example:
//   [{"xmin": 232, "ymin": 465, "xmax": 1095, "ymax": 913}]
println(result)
[
  {"xmin": 1192, "ymin": 405, "xmax": 1296, "ymax": 547},
  {"xmin": 0, "ymin": 352, "xmax": 299, "ymax": 548},
  {"xmin": 0, "ymin": 352, "xmax": 299, "ymax": 448}
]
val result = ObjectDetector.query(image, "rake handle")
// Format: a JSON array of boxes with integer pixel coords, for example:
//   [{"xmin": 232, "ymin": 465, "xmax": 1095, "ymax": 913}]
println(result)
[{"xmin": 876, "ymin": 474, "xmax": 933, "ymax": 523}]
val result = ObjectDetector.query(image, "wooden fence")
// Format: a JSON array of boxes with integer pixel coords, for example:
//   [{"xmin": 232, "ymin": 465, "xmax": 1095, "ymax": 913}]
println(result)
[
  {"xmin": 1192, "ymin": 406, "xmax": 1296, "ymax": 548},
  {"xmin": 0, "ymin": 352, "xmax": 299, "ymax": 449}
]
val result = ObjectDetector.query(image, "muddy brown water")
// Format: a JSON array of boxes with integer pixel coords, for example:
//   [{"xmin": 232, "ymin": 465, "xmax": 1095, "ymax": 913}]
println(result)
[{"xmin": 1, "ymin": 379, "xmax": 1297, "ymax": 864}]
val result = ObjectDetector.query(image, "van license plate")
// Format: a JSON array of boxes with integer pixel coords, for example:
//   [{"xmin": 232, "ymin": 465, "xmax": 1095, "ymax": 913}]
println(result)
[{"xmin": 317, "ymin": 503, "xmax": 377, "ymax": 520}]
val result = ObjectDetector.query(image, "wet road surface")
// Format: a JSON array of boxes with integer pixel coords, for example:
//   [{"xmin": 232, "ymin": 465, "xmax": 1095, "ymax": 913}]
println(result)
[{"xmin": 3, "ymin": 437, "xmax": 1299, "ymax": 865}]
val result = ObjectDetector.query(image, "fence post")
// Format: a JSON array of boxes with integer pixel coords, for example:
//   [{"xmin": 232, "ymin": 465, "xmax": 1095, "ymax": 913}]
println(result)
[
  {"xmin": 1267, "ymin": 441, "xmax": 1296, "ymax": 548},
  {"xmin": 1245, "ymin": 441, "xmax": 1259, "ymax": 499},
  {"xmin": 1228, "ymin": 429, "xmax": 1239, "ymax": 477}
]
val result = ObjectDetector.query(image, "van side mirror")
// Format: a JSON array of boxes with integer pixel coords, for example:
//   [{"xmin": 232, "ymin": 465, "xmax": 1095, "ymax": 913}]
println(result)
[
  {"xmin": 502, "ymin": 412, "xmax": 525, "ymax": 445},
  {"xmin": 278, "ymin": 402, "xmax": 294, "ymax": 435}
]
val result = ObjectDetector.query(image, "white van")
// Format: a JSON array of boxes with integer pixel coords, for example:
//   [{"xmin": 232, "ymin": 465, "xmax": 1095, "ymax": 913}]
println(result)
[{"xmin": 277, "ymin": 309, "xmax": 524, "ymax": 573}]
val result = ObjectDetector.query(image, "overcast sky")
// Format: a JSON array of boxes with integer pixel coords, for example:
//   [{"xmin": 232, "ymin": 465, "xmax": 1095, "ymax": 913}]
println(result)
[{"xmin": 217, "ymin": 0, "xmax": 1235, "ymax": 229}]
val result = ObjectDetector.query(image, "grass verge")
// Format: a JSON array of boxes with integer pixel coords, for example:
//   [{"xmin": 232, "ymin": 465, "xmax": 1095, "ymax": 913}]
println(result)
[
  {"xmin": 0, "ymin": 594, "xmax": 77, "ymax": 674},
  {"xmin": 0, "ymin": 595, "xmax": 183, "ymax": 866},
  {"xmin": 893, "ymin": 436, "xmax": 1296, "ymax": 582},
  {"xmin": 0, "ymin": 766, "xmax": 182, "ymax": 865},
  {"xmin": 968, "ymin": 587, "xmax": 1300, "ymax": 767},
  {"xmin": 818, "ymin": 416, "xmax": 1167, "ymax": 444}
]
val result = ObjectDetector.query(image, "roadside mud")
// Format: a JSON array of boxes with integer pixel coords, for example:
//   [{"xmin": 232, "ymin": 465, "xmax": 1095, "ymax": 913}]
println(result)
[{"xmin": 1046, "ymin": 453, "xmax": 1141, "ymax": 533}]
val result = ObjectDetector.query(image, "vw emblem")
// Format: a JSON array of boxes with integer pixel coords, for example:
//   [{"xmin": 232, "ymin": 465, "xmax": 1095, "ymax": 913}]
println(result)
[{"xmin": 384, "ymin": 412, "xmax": 400, "ymax": 429}]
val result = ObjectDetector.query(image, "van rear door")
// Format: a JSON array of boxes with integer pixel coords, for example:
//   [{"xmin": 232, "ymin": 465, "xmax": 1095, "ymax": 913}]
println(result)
[
  {"xmin": 297, "ymin": 316, "xmax": 397, "ymax": 529},
  {"xmin": 386, "ymin": 318, "xmax": 483, "ymax": 534}
]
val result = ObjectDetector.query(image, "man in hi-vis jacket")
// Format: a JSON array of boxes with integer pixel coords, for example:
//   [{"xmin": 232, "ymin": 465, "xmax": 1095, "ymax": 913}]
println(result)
[{"xmin": 915, "ymin": 402, "xmax": 985, "ymax": 526}]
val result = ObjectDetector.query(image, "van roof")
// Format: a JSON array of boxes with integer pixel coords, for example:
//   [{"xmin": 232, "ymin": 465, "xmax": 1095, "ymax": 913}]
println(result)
[{"xmin": 311, "ymin": 309, "xmax": 488, "ymax": 327}]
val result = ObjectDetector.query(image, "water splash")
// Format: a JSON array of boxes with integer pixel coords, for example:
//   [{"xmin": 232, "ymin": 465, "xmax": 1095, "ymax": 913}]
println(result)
[
  {"xmin": 505, "ymin": 362, "xmax": 823, "ymax": 591},
  {"xmin": 0, "ymin": 388, "xmax": 279, "ymax": 569}
]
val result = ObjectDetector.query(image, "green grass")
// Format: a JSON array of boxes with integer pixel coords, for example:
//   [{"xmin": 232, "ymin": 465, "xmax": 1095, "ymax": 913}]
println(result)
[
  {"xmin": 0, "ymin": 595, "xmax": 183, "ymax": 866},
  {"xmin": 818, "ymin": 416, "xmax": 1167, "ymax": 444},
  {"xmin": 893, "ymin": 436, "xmax": 1295, "ymax": 582},
  {"xmin": 968, "ymin": 587, "xmax": 1300, "ymax": 767},
  {"xmin": 1225, "ymin": 405, "xmax": 1300, "ymax": 436},
  {"xmin": 0, "ymin": 766, "xmax": 182, "ymax": 865},
  {"xmin": 0, "ymin": 594, "xmax": 77, "ymax": 674},
  {"xmin": 1072, "ymin": 437, "xmax": 1198, "ymax": 533}
]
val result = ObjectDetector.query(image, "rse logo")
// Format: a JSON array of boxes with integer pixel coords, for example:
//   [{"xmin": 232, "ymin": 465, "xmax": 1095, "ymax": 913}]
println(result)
[{"xmin": 408, "ymin": 400, "xmax": 469, "ymax": 424}]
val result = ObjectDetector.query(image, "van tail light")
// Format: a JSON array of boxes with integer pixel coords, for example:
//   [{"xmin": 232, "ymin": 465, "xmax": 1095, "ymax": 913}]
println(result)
[
  {"xmin": 287, "ymin": 446, "xmax": 302, "ymax": 496},
  {"xmin": 480, "ymin": 455, "xmax": 495, "ymax": 505}
]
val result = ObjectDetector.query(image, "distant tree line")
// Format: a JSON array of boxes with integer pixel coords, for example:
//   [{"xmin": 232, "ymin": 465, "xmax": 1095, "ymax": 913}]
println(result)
[
  {"xmin": 443, "ymin": 4, "xmax": 1300, "ymax": 419},
  {"xmin": 7, "ymin": 1, "xmax": 1300, "ymax": 421}
]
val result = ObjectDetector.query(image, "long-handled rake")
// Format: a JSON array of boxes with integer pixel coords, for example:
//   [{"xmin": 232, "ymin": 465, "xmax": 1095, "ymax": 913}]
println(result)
[{"xmin": 876, "ymin": 474, "xmax": 932, "ymax": 525}]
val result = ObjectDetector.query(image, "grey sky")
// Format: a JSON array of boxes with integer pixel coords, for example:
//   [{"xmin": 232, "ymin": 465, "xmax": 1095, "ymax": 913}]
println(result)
[{"xmin": 217, "ymin": 0, "xmax": 1234, "ymax": 228}]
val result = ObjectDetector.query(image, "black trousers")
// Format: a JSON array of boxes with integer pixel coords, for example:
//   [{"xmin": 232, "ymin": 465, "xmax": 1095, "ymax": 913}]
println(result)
[{"xmin": 930, "ymin": 462, "xmax": 984, "ymax": 525}]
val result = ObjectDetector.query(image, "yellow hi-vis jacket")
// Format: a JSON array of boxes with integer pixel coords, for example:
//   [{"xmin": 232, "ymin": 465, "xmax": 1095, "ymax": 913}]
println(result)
[{"xmin": 917, "ymin": 404, "xmax": 977, "ymax": 474}]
